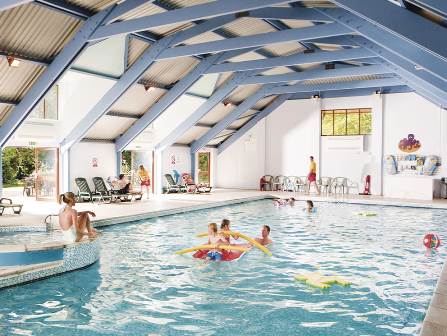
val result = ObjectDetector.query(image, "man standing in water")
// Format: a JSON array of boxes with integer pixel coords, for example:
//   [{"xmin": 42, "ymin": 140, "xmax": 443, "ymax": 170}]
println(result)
[
  {"xmin": 255, "ymin": 225, "xmax": 272, "ymax": 246},
  {"xmin": 306, "ymin": 156, "xmax": 320, "ymax": 195}
]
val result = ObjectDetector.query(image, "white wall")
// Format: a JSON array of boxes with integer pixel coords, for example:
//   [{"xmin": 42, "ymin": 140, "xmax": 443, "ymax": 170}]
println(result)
[
  {"xmin": 161, "ymin": 146, "xmax": 191, "ymax": 188},
  {"xmin": 69, "ymin": 142, "xmax": 116, "ymax": 192},
  {"xmin": 265, "ymin": 99, "xmax": 320, "ymax": 177},
  {"xmin": 216, "ymin": 119, "xmax": 266, "ymax": 189}
]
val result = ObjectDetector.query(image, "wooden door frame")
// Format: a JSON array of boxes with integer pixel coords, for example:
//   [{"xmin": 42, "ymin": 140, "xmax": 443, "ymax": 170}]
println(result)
[{"xmin": 198, "ymin": 151, "xmax": 211, "ymax": 185}]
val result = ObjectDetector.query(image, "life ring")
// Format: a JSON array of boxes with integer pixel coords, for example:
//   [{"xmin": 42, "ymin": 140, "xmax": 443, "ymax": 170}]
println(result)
[
  {"xmin": 175, "ymin": 244, "xmax": 249, "ymax": 255},
  {"xmin": 196, "ymin": 230, "xmax": 272, "ymax": 256}
]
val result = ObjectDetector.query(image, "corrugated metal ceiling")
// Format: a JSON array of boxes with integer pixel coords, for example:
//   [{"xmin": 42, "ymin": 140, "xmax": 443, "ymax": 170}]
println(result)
[
  {"xmin": 301, "ymin": 74, "xmax": 388, "ymax": 85},
  {"xmin": 65, "ymin": 0, "xmax": 119, "ymax": 11},
  {"xmin": 227, "ymin": 84, "xmax": 263, "ymax": 104},
  {"xmin": 0, "ymin": 3, "xmax": 81, "ymax": 61},
  {"xmin": 110, "ymin": 85, "xmax": 166, "ymax": 116},
  {"xmin": 84, "ymin": 115, "xmax": 135, "ymax": 140},
  {"xmin": 176, "ymin": 125, "xmax": 209, "ymax": 144},
  {"xmin": 198, "ymin": 103, "xmax": 231, "ymax": 124},
  {"xmin": 0, "ymin": 104, "xmax": 14, "ymax": 125},
  {"xmin": 127, "ymin": 38, "xmax": 150, "ymax": 68},
  {"xmin": 141, "ymin": 57, "xmax": 199, "ymax": 86}
]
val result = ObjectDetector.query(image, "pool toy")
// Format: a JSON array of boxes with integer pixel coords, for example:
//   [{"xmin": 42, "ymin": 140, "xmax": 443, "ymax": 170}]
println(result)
[
  {"xmin": 193, "ymin": 243, "xmax": 252, "ymax": 261},
  {"xmin": 385, "ymin": 155, "xmax": 398, "ymax": 175},
  {"xmin": 175, "ymin": 244, "xmax": 249, "ymax": 255},
  {"xmin": 294, "ymin": 272, "xmax": 352, "ymax": 289},
  {"xmin": 196, "ymin": 230, "xmax": 272, "ymax": 256},
  {"xmin": 357, "ymin": 212, "xmax": 377, "ymax": 217},
  {"xmin": 423, "ymin": 233, "xmax": 441, "ymax": 249}
]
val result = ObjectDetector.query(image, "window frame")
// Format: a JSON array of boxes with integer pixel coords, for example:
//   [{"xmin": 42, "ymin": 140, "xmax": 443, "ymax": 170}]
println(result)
[{"xmin": 321, "ymin": 108, "xmax": 372, "ymax": 136}]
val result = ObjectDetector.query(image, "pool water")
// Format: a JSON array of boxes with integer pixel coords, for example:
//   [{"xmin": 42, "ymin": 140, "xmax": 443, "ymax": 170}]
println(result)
[{"xmin": 0, "ymin": 200, "xmax": 446, "ymax": 336}]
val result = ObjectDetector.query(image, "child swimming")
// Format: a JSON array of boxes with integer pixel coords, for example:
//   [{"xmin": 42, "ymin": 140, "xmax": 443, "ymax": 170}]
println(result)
[
  {"xmin": 206, "ymin": 223, "xmax": 225, "ymax": 261},
  {"xmin": 305, "ymin": 200, "xmax": 314, "ymax": 213},
  {"xmin": 273, "ymin": 197, "xmax": 296, "ymax": 207},
  {"xmin": 220, "ymin": 219, "xmax": 239, "ymax": 243}
]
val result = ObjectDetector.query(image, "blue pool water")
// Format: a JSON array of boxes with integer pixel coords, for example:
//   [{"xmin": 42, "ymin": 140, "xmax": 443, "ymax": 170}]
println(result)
[{"xmin": 0, "ymin": 200, "xmax": 446, "ymax": 336}]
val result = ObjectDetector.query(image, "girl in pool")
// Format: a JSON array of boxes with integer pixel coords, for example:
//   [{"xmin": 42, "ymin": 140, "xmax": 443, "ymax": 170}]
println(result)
[
  {"xmin": 59, "ymin": 192, "xmax": 99, "ymax": 242},
  {"xmin": 220, "ymin": 219, "xmax": 239, "ymax": 243},
  {"xmin": 206, "ymin": 223, "xmax": 225, "ymax": 261},
  {"xmin": 305, "ymin": 200, "xmax": 314, "ymax": 213}
]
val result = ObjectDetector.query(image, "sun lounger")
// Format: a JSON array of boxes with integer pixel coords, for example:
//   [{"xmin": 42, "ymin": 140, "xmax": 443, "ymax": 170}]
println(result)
[
  {"xmin": 0, "ymin": 198, "xmax": 23, "ymax": 215},
  {"xmin": 181, "ymin": 173, "xmax": 212, "ymax": 193},
  {"xmin": 75, "ymin": 177, "xmax": 105, "ymax": 203},
  {"xmin": 103, "ymin": 177, "xmax": 143, "ymax": 201},
  {"xmin": 164, "ymin": 174, "xmax": 187, "ymax": 193}
]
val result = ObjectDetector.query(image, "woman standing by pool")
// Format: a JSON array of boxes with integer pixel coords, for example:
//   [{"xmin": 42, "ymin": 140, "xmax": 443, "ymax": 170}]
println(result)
[{"xmin": 138, "ymin": 165, "xmax": 151, "ymax": 199}]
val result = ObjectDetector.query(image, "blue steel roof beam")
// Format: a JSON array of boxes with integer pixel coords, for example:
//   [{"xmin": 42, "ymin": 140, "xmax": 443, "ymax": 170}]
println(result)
[
  {"xmin": 89, "ymin": 0, "xmax": 298, "ymax": 41},
  {"xmin": 114, "ymin": 48, "xmax": 255, "ymax": 152},
  {"xmin": 190, "ymin": 84, "xmax": 280, "ymax": 153},
  {"xmin": 205, "ymin": 48, "xmax": 374, "ymax": 74},
  {"xmin": 316, "ymin": 4, "xmax": 447, "ymax": 81},
  {"xmin": 106, "ymin": 0, "xmax": 155, "ymax": 24},
  {"xmin": 154, "ymin": 69, "xmax": 262, "ymax": 152},
  {"xmin": 60, "ymin": 16, "xmax": 238, "ymax": 153},
  {"xmin": 288, "ymin": 85, "xmax": 413, "ymax": 99},
  {"xmin": 157, "ymin": 23, "xmax": 353, "ymax": 60},
  {"xmin": 0, "ymin": 0, "xmax": 32, "ymax": 11},
  {"xmin": 242, "ymin": 64, "xmax": 392, "ymax": 85},
  {"xmin": 0, "ymin": 6, "xmax": 115, "ymax": 148},
  {"xmin": 217, "ymin": 94, "xmax": 291, "ymax": 154},
  {"xmin": 248, "ymin": 7, "xmax": 332, "ymax": 22},
  {"xmin": 401, "ymin": 0, "xmax": 447, "ymax": 18},
  {"xmin": 270, "ymin": 77, "xmax": 405, "ymax": 95},
  {"xmin": 348, "ymin": 36, "xmax": 447, "ymax": 107}
]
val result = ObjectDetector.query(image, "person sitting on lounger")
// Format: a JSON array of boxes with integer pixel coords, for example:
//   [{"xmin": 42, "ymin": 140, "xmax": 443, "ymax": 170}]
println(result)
[
  {"xmin": 111, "ymin": 174, "xmax": 130, "ymax": 194},
  {"xmin": 59, "ymin": 192, "xmax": 99, "ymax": 242},
  {"xmin": 255, "ymin": 225, "xmax": 272, "ymax": 246}
]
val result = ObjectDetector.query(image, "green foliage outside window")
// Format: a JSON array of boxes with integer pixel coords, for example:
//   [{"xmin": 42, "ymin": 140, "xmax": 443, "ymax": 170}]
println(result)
[
  {"xmin": 321, "ymin": 109, "xmax": 372, "ymax": 136},
  {"xmin": 2, "ymin": 147, "xmax": 35, "ymax": 186}
]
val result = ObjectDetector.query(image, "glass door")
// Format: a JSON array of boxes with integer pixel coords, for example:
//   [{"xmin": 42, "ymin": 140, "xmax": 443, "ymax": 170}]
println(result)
[
  {"xmin": 121, "ymin": 150, "xmax": 153, "ymax": 192},
  {"xmin": 35, "ymin": 148, "xmax": 59, "ymax": 201},
  {"xmin": 198, "ymin": 152, "xmax": 211, "ymax": 185}
]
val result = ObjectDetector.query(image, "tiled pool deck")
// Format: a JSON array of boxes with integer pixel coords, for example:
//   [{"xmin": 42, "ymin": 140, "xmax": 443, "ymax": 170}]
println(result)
[{"xmin": 1, "ymin": 188, "xmax": 447, "ymax": 335}]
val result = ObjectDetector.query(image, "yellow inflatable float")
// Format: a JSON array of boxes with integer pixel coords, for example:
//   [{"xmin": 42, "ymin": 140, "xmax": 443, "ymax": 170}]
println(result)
[
  {"xmin": 357, "ymin": 212, "xmax": 377, "ymax": 217},
  {"xmin": 196, "ymin": 230, "xmax": 272, "ymax": 256},
  {"xmin": 175, "ymin": 244, "xmax": 249, "ymax": 255},
  {"xmin": 294, "ymin": 272, "xmax": 352, "ymax": 289}
]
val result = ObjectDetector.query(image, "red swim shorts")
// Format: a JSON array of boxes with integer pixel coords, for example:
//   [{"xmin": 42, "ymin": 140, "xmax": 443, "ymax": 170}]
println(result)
[
  {"xmin": 307, "ymin": 172, "xmax": 316, "ymax": 182},
  {"xmin": 141, "ymin": 180, "xmax": 150, "ymax": 186}
]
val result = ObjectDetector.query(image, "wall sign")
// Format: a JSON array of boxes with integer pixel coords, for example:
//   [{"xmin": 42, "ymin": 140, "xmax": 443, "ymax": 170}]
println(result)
[
  {"xmin": 398, "ymin": 134, "xmax": 421, "ymax": 153},
  {"xmin": 92, "ymin": 157, "xmax": 98, "ymax": 167}
]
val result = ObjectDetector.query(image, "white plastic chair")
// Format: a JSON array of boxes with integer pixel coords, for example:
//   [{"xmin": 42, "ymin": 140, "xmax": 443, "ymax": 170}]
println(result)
[
  {"xmin": 272, "ymin": 175, "xmax": 285, "ymax": 191},
  {"xmin": 331, "ymin": 177, "xmax": 347, "ymax": 194},
  {"xmin": 318, "ymin": 177, "xmax": 332, "ymax": 194},
  {"xmin": 346, "ymin": 179, "xmax": 359, "ymax": 194}
]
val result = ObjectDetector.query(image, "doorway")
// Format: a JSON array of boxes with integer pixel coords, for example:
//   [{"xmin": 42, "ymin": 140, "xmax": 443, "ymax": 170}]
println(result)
[
  {"xmin": 35, "ymin": 148, "xmax": 59, "ymax": 201},
  {"xmin": 121, "ymin": 150, "xmax": 154, "ymax": 193},
  {"xmin": 198, "ymin": 152, "xmax": 211, "ymax": 185}
]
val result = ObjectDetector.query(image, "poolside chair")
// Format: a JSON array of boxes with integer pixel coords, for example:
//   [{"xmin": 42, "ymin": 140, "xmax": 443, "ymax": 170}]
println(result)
[
  {"xmin": 346, "ymin": 179, "xmax": 359, "ymax": 194},
  {"xmin": 260, "ymin": 175, "xmax": 274, "ymax": 191},
  {"xmin": 164, "ymin": 174, "xmax": 187, "ymax": 193},
  {"xmin": 0, "ymin": 198, "xmax": 23, "ymax": 215},
  {"xmin": 286, "ymin": 176, "xmax": 298, "ymax": 191},
  {"xmin": 318, "ymin": 177, "xmax": 332, "ymax": 194},
  {"xmin": 92, "ymin": 177, "xmax": 124, "ymax": 202},
  {"xmin": 75, "ymin": 177, "xmax": 103, "ymax": 202},
  {"xmin": 181, "ymin": 173, "xmax": 212, "ymax": 193},
  {"xmin": 272, "ymin": 175, "xmax": 285, "ymax": 191},
  {"xmin": 296, "ymin": 176, "xmax": 307, "ymax": 192},
  {"xmin": 103, "ymin": 177, "xmax": 143, "ymax": 201},
  {"xmin": 331, "ymin": 177, "xmax": 348, "ymax": 194}
]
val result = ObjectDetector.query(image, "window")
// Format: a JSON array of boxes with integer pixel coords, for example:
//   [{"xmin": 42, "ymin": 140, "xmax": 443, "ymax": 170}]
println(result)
[
  {"xmin": 321, "ymin": 108, "xmax": 372, "ymax": 136},
  {"xmin": 29, "ymin": 86, "xmax": 58, "ymax": 120}
]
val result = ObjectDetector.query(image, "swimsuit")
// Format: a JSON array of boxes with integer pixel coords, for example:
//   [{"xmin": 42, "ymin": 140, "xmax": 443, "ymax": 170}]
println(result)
[
  {"xmin": 59, "ymin": 205, "xmax": 77, "ymax": 243},
  {"xmin": 206, "ymin": 251, "xmax": 222, "ymax": 261}
]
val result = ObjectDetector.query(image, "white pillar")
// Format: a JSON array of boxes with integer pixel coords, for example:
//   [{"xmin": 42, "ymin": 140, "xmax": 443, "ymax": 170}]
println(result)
[
  {"xmin": 154, "ymin": 150, "xmax": 163, "ymax": 194},
  {"xmin": 371, "ymin": 93, "xmax": 384, "ymax": 195},
  {"xmin": 60, "ymin": 148, "xmax": 70, "ymax": 193},
  {"xmin": 315, "ymin": 97, "xmax": 322, "ymax": 179}
]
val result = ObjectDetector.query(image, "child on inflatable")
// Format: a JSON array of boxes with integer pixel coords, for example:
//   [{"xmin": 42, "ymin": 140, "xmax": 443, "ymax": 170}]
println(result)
[
  {"xmin": 220, "ymin": 219, "xmax": 239, "ymax": 244},
  {"xmin": 206, "ymin": 223, "xmax": 225, "ymax": 261}
]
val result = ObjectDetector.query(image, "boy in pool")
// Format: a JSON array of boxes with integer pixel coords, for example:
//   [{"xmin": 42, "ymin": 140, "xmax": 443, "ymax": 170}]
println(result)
[
  {"xmin": 273, "ymin": 197, "xmax": 295, "ymax": 207},
  {"xmin": 305, "ymin": 200, "xmax": 314, "ymax": 213},
  {"xmin": 206, "ymin": 223, "xmax": 225, "ymax": 261},
  {"xmin": 255, "ymin": 225, "xmax": 272, "ymax": 246}
]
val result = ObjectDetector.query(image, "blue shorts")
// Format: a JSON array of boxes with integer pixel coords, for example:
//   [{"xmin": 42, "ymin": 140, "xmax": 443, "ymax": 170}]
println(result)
[{"xmin": 207, "ymin": 251, "xmax": 222, "ymax": 261}]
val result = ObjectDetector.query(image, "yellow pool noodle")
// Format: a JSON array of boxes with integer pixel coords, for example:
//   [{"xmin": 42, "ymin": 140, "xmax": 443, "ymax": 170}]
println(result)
[
  {"xmin": 196, "ymin": 231, "xmax": 272, "ymax": 256},
  {"xmin": 174, "ymin": 244, "xmax": 249, "ymax": 255},
  {"xmin": 294, "ymin": 272, "xmax": 352, "ymax": 289}
]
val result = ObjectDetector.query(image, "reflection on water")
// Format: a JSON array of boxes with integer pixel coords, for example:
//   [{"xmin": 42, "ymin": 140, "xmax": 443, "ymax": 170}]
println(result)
[{"xmin": 0, "ymin": 200, "xmax": 445, "ymax": 336}]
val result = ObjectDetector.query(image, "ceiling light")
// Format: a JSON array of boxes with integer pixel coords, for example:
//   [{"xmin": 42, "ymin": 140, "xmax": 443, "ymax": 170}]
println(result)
[
  {"xmin": 375, "ymin": 89, "xmax": 381, "ymax": 95},
  {"xmin": 144, "ymin": 84, "xmax": 155, "ymax": 92},
  {"xmin": 414, "ymin": 65, "xmax": 423, "ymax": 71},
  {"xmin": 312, "ymin": 94, "xmax": 320, "ymax": 99},
  {"xmin": 224, "ymin": 101, "xmax": 233, "ymax": 107},
  {"xmin": 6, "ymin": 56, "xmax": 20, "ymax": 67}
]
